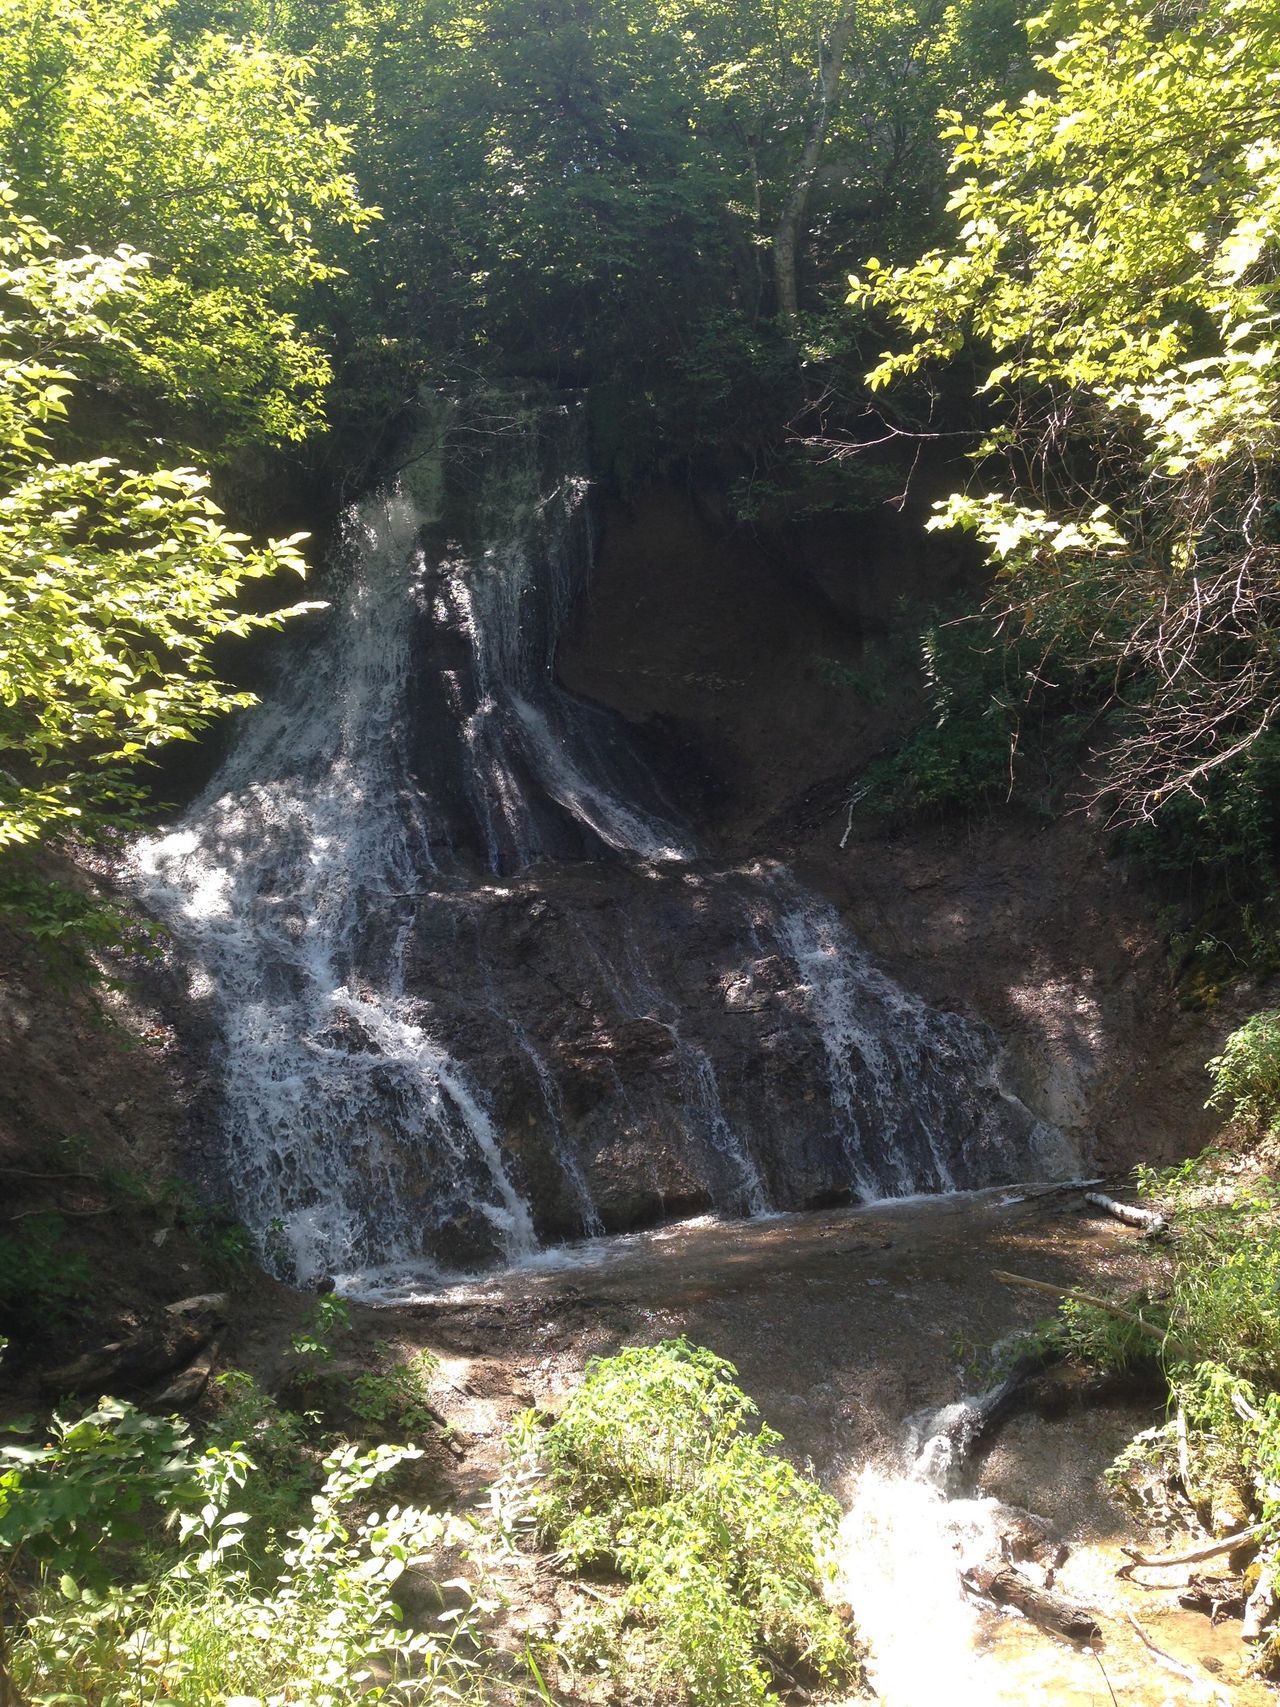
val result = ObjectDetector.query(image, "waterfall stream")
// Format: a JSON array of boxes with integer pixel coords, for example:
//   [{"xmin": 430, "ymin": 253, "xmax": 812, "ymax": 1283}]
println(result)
[{"xmin": 134, "ymin": 395, "xmax": 1072, "ymax": 1289}]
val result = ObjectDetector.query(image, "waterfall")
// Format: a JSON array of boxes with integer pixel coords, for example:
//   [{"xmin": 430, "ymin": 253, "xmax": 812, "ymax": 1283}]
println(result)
[{"xmin": 134, "ymin": 394, "xmax": 1072, "ymax": 1289}]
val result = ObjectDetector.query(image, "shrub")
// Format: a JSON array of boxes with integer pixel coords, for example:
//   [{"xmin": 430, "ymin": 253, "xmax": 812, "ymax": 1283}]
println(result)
[
  {"xmin": 289, "ymin": 1294, "xmax": 352, "ymax": 1383},
  {"xmin": 11, "ymin": 1441, "xmax": 484, "ymax": 1707},
  {"xmin": 1135, "ymin": 1154, "xmax": 1280, "ymax": 1383},
  {"xmin": 204, "ymin": 1371, "xmax": 320, "ymax": 1555},
  {"xmin": 348, "ymin": 1343, "xmax": 440, "ymax": 1442},
  {"xmin": 0, "ymin": 1397, "xmax": 198, "ymax": 1703},
  {"xmin": 514, "ymin": 1338, "xmax": 858, "ymax": 1707},
  {"xmin": 1207, "ymin": 1013, "xmax": 1280, "ymax": 1129},
  {"xmin": 1057, "ymin": 1294, "xmax": 1167, "ymax": 1378},
  {"xmin": 857, "ymin": 613, "xmax": 1024, "ymax": 820},
  {"xmin": 1054, "ymin": 1144, "xmax": 1280, "ymax": 1671}
]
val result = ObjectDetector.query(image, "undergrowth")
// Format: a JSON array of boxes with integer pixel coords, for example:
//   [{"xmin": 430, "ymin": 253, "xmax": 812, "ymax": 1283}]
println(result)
[
  {"xmin": 1040, "ymin": 1013, "xmax": 1280, "ymax": 1674},
  {"xmin": 0, "ymin": 1214, "xmax": 93, "ymax": 1344},
  {"xmin": 10, "ymin": 1440, "xmax": 486, "ymax": 1707},
  {"xmin": 504, "ymin": 1338, "xmax": 858, "ymax": 1707}
]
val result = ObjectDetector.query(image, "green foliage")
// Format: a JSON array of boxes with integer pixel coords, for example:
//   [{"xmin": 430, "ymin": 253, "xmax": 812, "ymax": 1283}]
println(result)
[
  {"xmin": 1113, "ymin": 729, "xmax": 1280, "ymax": 990},
  {"xmin": 1031, "ymin": 1140, "xmax": 1280, "ymax": 1661},
  {"xmin": 0, "ymin": 1399, "xmax": 194, "ymax": 1585},
  {"xmin": 0, "ymin": 193, "xmax": 323, "ymax": 852},
  {"xmin": 347, "ymin": 1344, "xmax": 440, "ymax": 1443},
  {"xmin": 204, "ymin": 1372, "xmax": 319, "ymax": 1556},
  {"xmin": 0, "ymin": 867, "xmax": 162, "ymax": 986},
  {"xmin": 856, "ymin": 0, "xmax": 1280, "ymax": 824},
  {"xmin": 1135, "ymin": 1153, "xmax": 1280, "ymax": 1384},
  {"xmin": 0, "ymin": 1395, "xmax": 196, "ymax": 1700},
  {"xmin": 1056, "ymin": 1296, "xmax": 1164, "ymax": 1380},
  {"xmin": 288, "ymin": 1294, "xmax": 352, "ymax": 1383},
  {"xmin": 1206, "ymin": 1016, "xmax": 1280, "ymax": 1130},
  {"xmin": 238, "ymin": 0, "xmax": 1025, "ymax": 486},
  {"xmin": 514, "ymin": 1338, "xmax": 857, "ymax": 1707},
  {"xmin": 0, "ymin": 1214, "xmax": 93, "ymax": 1342},
  {"xmin": 857, "ymin": 612, "xmax": 1021, "ymax": 818},
  {"xmin": 11, "ymin": 1440, "xmax": 485, "ymax": 1707},
  {"xmin": 0, "ymin": 0, "xmax": 374, "ymax": 457}
]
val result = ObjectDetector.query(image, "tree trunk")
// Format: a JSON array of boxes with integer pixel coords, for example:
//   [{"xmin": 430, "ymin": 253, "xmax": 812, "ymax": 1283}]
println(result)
[{"xmin": 773, "ymin": 9, "xmax": 857, "ymax": 319}]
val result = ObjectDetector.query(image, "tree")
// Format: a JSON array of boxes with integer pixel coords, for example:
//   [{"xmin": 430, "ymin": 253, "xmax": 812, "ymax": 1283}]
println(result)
[
  {"xmin": 238, "ymin": 0, "xmax": 1024, "ymax": 483},
  {"xmin": 772, "ymin": 9, "xmax": 857, "ymax": 320},
  {"xmin": 854, "ymin": 0, "xmax": 1280, "ymax": 822},
  {"xmin": 0, "ymin": 196, "xmax": 317, "ymax": 849},
  {"xmin": 0, "ymin": 0, "xmax": 375, "ymax": 461}
]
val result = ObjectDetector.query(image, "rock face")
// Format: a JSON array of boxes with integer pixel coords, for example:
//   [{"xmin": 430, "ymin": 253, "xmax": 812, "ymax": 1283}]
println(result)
[
  {"xmin": 560, "ymin": 482, "xmax": 1246, "ymax": 1176},
  {"xmin": 132, "ymin": 393, "xmax": 1072, "ymax": 1290}
]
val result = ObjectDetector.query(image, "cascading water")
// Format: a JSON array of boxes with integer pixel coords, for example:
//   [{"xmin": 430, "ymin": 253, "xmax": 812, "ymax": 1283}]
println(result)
[
  {"xmin": 134, "ymin": 393, "xmax": 1073, "ymax": 1290},
  {"xmin": 136, "ymin": 465, "xmax": 538, "ymax": 1283}
]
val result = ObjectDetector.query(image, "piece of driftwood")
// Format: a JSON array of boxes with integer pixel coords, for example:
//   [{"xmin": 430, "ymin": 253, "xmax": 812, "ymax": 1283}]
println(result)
[
  {"xmin": 1178, "ymin": 1575, "xmax": 1246, "ymax": 1623},
  {"xmin": 40, "ymin": 1297, "xmax": 227, "ymax": 1396},
  {"xmin": 151, "ymin": 1333, "xmax": 223, "ymax": 1410},
  {"xmin": 1084, "ymin": 1192, "xmax": 1167, "ymax": 1233},
  {"xmin": 1118, "ymin": 1520, "xmax": 1275, "ymax": 1578},
  {"xmin": 992, "ymin": 1269, "xmax": 1176, "ymax": 1353},
  {"xmin": 964, "ymin": 1564, "xmax": 1101, "ymax": 1642},
  {"xmin": 1125, "ymin": 1612, "xmax": 1232, "ymax": 1706},
  {"xmin": 1243, "ymin": 1564, "xmax": 1277, "ymax": 1643}
]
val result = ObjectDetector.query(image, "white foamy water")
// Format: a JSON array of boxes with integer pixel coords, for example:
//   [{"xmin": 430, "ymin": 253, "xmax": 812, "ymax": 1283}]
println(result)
[
  {"xmin": 135, "ymin": 485, "xmax": 540, "ymax": 1285},
  {"xmin": 837, "ymin": 1467, "xmax": 1014, "ymax": 1707}
]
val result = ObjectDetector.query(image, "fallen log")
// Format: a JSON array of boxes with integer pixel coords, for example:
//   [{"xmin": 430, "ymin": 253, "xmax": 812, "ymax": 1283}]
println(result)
[
  {"xmin": 964, "ymin": 1564, "xmax": 1101, "ymax": 1642},
  {"xmin": 1084, "ymin": 1192, "xmax": 1167, "ymax": 1233},
  {"xmin": 151, "ymin": 1333, "xmax": 223, "ymax": 1410},
  {"xmin": 40, "ymin": 1297, "xmax": 227, "ymax": 1397},
  {"xmin": 1178, "ymin": 1575, "xmax": 1246, "ymax": 1623}
]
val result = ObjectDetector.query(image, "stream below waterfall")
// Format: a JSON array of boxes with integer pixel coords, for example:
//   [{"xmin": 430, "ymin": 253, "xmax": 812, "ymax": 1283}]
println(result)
[{"xmin": 328, "ymin": 1186, "xmax": 1266, "ymax": 1707}]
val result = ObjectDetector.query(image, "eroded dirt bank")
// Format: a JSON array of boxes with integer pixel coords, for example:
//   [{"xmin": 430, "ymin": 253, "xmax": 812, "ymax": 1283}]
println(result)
[{"xmin": 560, "ymin": 482, "xmax": 1259, "ymax": 1176}]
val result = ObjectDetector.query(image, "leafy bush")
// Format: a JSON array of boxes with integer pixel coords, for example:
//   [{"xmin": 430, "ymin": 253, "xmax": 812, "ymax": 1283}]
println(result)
[
  {"xmin": 1051, "ymin": 1141, "xmax": 1280, "ymax": 1671},
  {"xmin": 0, "ymin": 868, "xmax": 163, "ymax": 987},
  {"xmin": 1206, "ymin": 1014, "xmax": 1280, "ymax": 1129},
  {"xmin": 0, "ymin": 1397, "xmax": 197, "ymax": 1702},
  {"xmin": 1113, "ymin": 732, "xmax": 1280, "ymax": 989},
  {"xmin": 513, "ymin": 1338, "xmax": 858, "ymax": 1707},
  {"xmin": 11, "ymin": 1441, "xmax": 484, "ymax": 1707},
  {"xmin": 1133, "ymin": 1154, "xmax": 1280, "ymax": 1383},
  {"xmin": 857, "ymin": 613, "xmax": 1024, "ymax": 819},
  {"xmin": 1056, "ymin": 1294, "xmax": 1167, "ymax": 1379},
  {"xmin": 348, "ymin": 1343, "xmax": 440, "ymax": 1442},
  {"xmin": 289, "ymin": 1294, "xmax": 352, "ymax": 1379},
  {"xmin": 204, "ymin": 1371, "xmax": 319, "ymax": 1556}
]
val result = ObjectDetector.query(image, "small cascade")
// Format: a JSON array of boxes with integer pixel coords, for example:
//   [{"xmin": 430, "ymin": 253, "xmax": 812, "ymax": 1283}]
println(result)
[
  {"xmin": 759, "ymin": 874, "xmax": 1050, "ymax": 1201},
  {"xmin": 134, "ymin": 392, "xmax": 1074, "ymax": 1289}
]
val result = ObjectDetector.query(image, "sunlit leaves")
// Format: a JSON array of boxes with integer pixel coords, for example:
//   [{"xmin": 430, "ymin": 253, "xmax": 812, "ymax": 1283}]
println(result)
[
  {"xmin": 0, "ymin": 202, "xmax": 319, "ymax": 848},
  {"xmin": 854, "ymin": 0, "xmax": 1280, "ymax": 819},
  {"xmin": 0, "ymin": 0, "xmax": 375, "ymax": 452}
]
